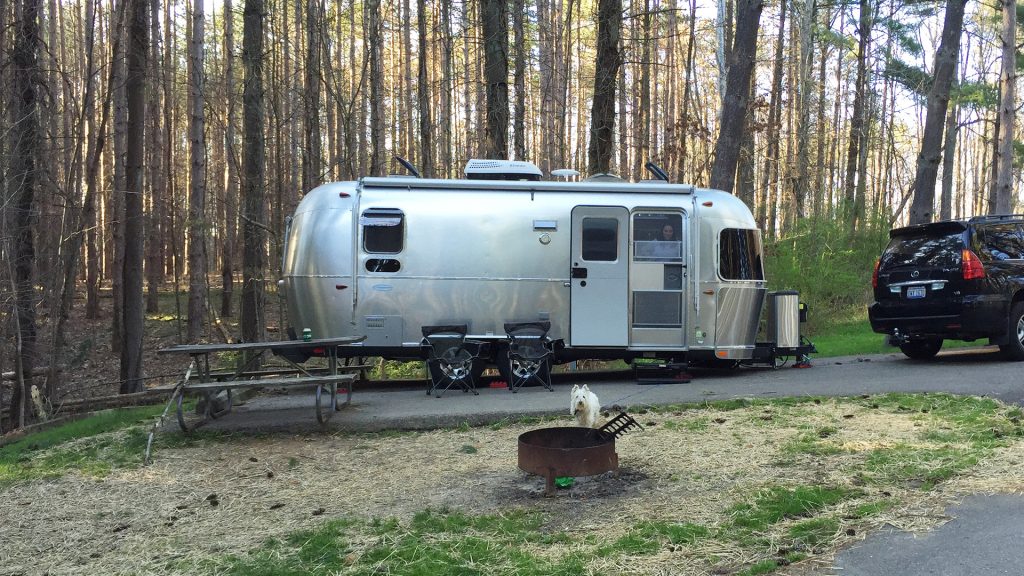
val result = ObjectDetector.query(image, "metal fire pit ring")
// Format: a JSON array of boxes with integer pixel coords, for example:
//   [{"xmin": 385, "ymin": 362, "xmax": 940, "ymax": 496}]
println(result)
[{"xmin": 518, "ymin": 427, "xmax": 618, "ymax": 496}]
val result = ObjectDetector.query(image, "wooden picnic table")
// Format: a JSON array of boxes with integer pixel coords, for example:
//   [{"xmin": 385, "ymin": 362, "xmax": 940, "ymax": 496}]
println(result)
[{"xmin": 158, "ymin": 336, "xmax": 367, "ymax": 431}]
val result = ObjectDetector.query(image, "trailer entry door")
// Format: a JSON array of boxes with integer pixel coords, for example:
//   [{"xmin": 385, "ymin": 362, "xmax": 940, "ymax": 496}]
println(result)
[{"xmin": 570, "ymin": 206, "xmax": 629, "ymax": 346}]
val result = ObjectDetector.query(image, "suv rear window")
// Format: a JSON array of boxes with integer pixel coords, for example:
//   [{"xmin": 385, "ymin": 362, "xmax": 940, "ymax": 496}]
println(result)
[{"xmin": 879, "ymin": 232, "xmax": 963, "ymax": 269}]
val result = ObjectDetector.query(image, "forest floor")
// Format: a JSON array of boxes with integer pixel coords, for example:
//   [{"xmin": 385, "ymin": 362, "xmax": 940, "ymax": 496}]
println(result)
[
  {"xmin": 1, "ymin": 289, "xmax": 244, "ymax": 430},
  {"xmin": 58, "ymin": 292, "xmax": 204, "ymax": 401}
]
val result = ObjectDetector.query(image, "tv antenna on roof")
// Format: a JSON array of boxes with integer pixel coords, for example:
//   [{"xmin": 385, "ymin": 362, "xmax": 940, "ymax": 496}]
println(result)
[
  {"xmin": 394, "ymin": 156, "xmax": 420, "ymax": 178},
  {"xmin": 644, "ymin": 162, "xmax": 669, "ymax": 182}
]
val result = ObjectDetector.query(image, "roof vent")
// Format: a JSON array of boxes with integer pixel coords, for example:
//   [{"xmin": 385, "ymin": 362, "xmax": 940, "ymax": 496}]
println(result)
[{"xmin": 464, "ymin": 159, "xmax": 543, "ymax": 181}]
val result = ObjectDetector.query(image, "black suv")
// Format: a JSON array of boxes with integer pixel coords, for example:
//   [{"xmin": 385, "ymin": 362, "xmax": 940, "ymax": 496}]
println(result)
[{"xmin": 869, "ymin": 216, "xmax": 1024, "ymax": 360}]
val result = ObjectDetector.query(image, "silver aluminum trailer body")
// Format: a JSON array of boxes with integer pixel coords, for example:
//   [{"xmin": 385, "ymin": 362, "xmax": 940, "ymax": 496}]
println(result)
[{"xmin": 280, "ymin": 176, "xmax": 766, "ymax": 363}]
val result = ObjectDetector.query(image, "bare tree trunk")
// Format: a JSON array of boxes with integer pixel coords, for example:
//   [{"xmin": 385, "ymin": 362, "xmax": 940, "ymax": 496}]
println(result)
[
  {"xmin": 222, "ymin": 0, "xmax": 238, "ymax": 317},
  {"xmin": 186, "ymin": 0, "xmax": 207, "ymax": 342},
  {"xmin": 86, "ymin": 0, "xmax": 113, "ymax": 320},
  {"xmin": 512, "ymin": 0, "xmax": 526, "ymax": 161},
  {"xmin": 735, "ymin": 78, "xmax": 756, "ymax": 207},
  {"xmin": 908, "ymin": 0, "xmax": 967, "ymax": 224},
  {"xmin": 481, "ymin": 0, "xmax": 508, "ymax": 159},
  {"xmin": 664, "ymin": 1, "xmax": 677, "ymax": 178},
  {"xmin": 462, "ymin": 0, "xmax": 471, "ymax": 162},
  {"xmin": 241, "ymin": 0, "xmax": 266, "ymax": 344},
  {"xmin": 303, "ymin": 0, "xmax": 323, "ymax": 192},
  {"xmin": 402, "ymin": 0, "xmax": 414, "ymax": 164},
  {"xmin": 634, "ymin": 0, "xmax": 650, "ymax": 179},
  {"xmin": 417, "ymin": 0, "xmax": 433, "ymax": 176},
  {"xmin": 617, "ymin": 18, "xmax": 628, "ymax": 178},
  {"xmin": 843, "ymin": 0, "xmax": 871, "ymax": 229},
  {"xmin": 812, "ymin": 5, "xmax": 830, "ymax": 217},
  {"xmin": 551, "ymin": 0, "xmax": 568, "ymax": 170},
  {"xmin": 120, "ymin": 0, "xmax": 147, "ymax": 393},
  {"xmin": 759, "ymin": 0, "xmax": 786, "ymax": 233},
  {"xmin": 7, "ymin": 0, "xmax": 42, "ymax": 424},
  {"xmin": 587, "ymin": 0, "xmax": 621, "ymax": 175},
  {"xmin": 792, "ymin": 0, "xmax": 814, "ymax": 219},
  {"xmin": 988, "ymin": 112, "xmax": 1000, "ymax": 212},
  {"xmin": 145, "ymin": 0, "xmax": 163, "ymax": 315},
  {"xmin": 677, "ymin": 0, "xmax": 696, "ymax": 182},
  {"xmin": 439, "ymin": 0, "xmax": 453, "ymax": 176},
  {"xmin": 111, "ymin": 0, "xmax": 126, "ymax": 353},
  {"xmin": 992, "ymin": 0, "xmax": 1015, "ymax": 214},
  {"xmin": 939, "ymin": 101, "xmax": 958, "ymax": 221},
  {"xmin": 366, "ymin": 0, "xmax": 384, "ymax": 175},
  {"xmin": 709, "ymin": 0, "xmax": 764, "ymax": 193}
]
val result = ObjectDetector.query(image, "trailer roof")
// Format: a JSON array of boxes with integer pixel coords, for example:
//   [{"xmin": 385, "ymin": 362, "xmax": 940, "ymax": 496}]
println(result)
[{"xmin": 360, "ymin": 176, "xmax": 699, "ymax": 195}]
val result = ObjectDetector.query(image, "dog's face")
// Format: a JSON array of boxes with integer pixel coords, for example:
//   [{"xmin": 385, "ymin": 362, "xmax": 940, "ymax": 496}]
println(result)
[{"xmin": 570, "ymin": 384, "xmax": 592, "ymax": 414}]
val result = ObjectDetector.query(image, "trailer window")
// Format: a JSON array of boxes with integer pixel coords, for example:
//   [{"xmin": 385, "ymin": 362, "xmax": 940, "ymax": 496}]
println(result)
[
  {"xmin": 632, "ymin": 212, "xmax": 683, "ymax": 262},
  {"xmin": 581, "ymin": 217, "xmax": 618, "ymax": 261},
  {"xmin": 719, "ymin": 228, "xmax": 763, "ymax": 280},
  {"xmin": 360, "ymin": 209, "xmax": 404, "ymax": 254}
]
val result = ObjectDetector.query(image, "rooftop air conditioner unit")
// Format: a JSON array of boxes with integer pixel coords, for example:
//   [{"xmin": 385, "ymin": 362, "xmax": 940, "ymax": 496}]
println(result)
[{"xmin": 464, "ymin": 159, "xmax": 543, "ymax": 181}]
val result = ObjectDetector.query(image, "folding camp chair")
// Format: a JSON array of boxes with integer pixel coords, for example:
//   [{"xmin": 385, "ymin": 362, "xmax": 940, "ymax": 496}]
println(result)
[
  {"xmin": 421, "ymin": 325, "xmax": 482, "ymax": 398},
  {"xmin": 503, "ymin": 321, "xmax": 554, "ymax": 392}
]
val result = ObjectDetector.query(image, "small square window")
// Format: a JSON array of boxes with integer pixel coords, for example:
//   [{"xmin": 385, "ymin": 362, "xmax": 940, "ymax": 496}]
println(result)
[{"xmin": 360, "ymin": 209, "xmax": 404, "ymax": 254}]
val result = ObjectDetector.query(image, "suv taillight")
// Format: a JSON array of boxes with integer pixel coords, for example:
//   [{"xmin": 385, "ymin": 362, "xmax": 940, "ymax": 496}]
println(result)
[
  {"xmin": 962, "ymin": 249, "xmax": 985, "ymax": 280},
  {"xmin": 872, "ymin": 259, "xmax": 880, "ymax": 288}
]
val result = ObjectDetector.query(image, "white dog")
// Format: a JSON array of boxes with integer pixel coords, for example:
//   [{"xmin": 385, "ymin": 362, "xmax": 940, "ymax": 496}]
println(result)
[{"xmin": 570, "ymin": 384, "xmax": 601, "ymax": 428}]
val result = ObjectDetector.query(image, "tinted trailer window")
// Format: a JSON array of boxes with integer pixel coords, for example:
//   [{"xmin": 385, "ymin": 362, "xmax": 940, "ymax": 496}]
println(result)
[
  {"xmin": 719, "ymin": 228, "xmax": 764, "ymax": 280},
  {"xmin": 360, "ymin": 209, "xmax": 405, "ymax": 254}
]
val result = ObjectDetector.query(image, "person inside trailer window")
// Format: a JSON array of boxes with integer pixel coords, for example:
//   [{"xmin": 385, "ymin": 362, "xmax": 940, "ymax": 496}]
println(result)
[{"xmin": 652, "ymin": 223, "xmax": 681, "ymax": 259}]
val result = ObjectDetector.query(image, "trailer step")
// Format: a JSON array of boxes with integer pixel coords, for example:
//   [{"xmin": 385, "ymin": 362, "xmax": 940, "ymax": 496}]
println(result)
[{"xmin": 632, "ymin": 361, "xmax": 692, "ymax": 384}]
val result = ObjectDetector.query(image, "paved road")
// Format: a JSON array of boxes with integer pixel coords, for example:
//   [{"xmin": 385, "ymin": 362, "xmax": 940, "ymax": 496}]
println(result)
[
  {"xmin": 180, "ymin": 345, "xmax": 1024, "ymax": 576},
  {"xmin": 193, "ymin": 344, "xmax": 1024, "ymax": 434}
]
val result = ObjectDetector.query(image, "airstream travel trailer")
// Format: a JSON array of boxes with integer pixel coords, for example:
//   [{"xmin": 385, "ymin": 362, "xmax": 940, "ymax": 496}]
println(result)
[{"xmin": 279, "ymin": 160, "xmax": 790, "ymax": 387}]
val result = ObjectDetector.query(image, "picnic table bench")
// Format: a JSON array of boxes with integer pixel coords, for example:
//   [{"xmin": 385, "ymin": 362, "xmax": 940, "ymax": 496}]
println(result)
[{"xmin": 157, "ymin": 336, "xmax": 367, "ymax": 431}]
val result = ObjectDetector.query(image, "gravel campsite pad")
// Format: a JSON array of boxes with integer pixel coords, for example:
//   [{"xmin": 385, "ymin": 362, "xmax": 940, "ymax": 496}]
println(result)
[{"xmin": 2, "ymin": 397, "xmax": 1024, "ymax": 575}]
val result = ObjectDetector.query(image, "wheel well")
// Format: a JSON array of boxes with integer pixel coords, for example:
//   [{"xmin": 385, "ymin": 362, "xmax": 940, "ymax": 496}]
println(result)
[{"xmin": 1012, "ymin": 291, "xmax": 1024, "ymax": 310}]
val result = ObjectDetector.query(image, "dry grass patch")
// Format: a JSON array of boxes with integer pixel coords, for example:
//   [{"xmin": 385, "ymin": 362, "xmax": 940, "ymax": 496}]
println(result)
[{"xmin": 1, "ymin": 393, "xmax": 1022, "ymax": 575}]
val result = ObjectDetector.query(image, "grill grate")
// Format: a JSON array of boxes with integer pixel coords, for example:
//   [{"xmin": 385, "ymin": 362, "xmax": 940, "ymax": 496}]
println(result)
[{"xmin": 595, "ymin": 412, "xmax": 643, "ymax": 441}]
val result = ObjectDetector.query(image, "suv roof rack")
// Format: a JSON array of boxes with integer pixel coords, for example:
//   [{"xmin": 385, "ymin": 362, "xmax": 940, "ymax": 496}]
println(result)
[{"xmin": 967, "ymin": 214, "xmax": 1024, "ymax": 223}]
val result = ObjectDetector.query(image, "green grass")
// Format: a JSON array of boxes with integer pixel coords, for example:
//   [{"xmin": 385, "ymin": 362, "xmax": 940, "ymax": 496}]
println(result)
[
  {"xmin": 208, "ymin": 509, "xmax": 583, "ymax": 576},
  {"xmin": 727, "ymin": 485, "xmax": 855, "ymax": 531},
  {"xmin": 0, "ymin": 405, "xmax": 215, "ymax": 486},
  {"xmin": 806, "ymin": 317, "xmax": 995, "ymax": 358}
]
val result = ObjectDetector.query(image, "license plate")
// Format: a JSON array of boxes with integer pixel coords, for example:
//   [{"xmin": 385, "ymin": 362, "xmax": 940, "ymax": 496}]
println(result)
[{"xmin": 906, "ymin": 286, "xmax": 926, "ymax": 299}]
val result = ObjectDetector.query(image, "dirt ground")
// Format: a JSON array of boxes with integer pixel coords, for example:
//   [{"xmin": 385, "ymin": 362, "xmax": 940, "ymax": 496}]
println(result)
[
  {"xmin": 1, "ymin": 291, "xmax": 242, "ymax": 430},
  {"xmin": 3, "ymin": 400, "xmax": 1024, "ymax": 575}
]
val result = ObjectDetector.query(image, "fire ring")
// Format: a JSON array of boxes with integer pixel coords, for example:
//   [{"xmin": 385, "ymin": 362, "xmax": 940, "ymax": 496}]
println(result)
[{"xmin": 518, "ymin": 427, "xmax": 618, "ymax": 496}]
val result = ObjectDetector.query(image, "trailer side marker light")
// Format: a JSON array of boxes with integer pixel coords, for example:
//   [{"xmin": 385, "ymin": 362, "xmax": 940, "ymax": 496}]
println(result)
[
  {"xmin": 335, "ymin": 284, "xmax": 348, "ymax": 290},
  {"xmin": 339, "ymin": 192, "xmax": 350, "ymax": 198},
  {"xmin": 716, "ymin": 350, "xmax": 728, "ymax": 358},
  {"xmin": 702, "ymin": 289, "xmax": 714, "ymax": 295},
  {"xmin": 702, "ymin": 201, "xmax": 713, "ymax": 207}
]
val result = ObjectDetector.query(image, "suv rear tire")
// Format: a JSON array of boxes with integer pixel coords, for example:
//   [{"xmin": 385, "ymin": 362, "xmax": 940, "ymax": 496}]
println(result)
[
  {"xmin": 899, "ymin": 338, "xmax": 942, "ymax": 360},
  {"xmin": 999, "ymin": 302, "xmax": 1024, "ymax": 360}
]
